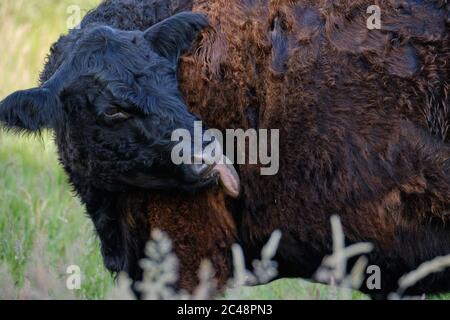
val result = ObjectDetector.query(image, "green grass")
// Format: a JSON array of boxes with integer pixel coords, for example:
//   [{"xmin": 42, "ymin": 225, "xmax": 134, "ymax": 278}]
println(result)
[
  {"xmin": 0, "ymin": 0, "xmax": 447, "ymax": 300},
  {"xmin": 0, "ymin": 0, "xmax": 111, "ymax": 300}
]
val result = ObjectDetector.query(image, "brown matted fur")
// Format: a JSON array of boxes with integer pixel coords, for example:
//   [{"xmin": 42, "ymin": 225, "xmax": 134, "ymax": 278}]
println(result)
[{"xmin": 167, "ymin": 0, "xmax": 450, "ymax": 297}]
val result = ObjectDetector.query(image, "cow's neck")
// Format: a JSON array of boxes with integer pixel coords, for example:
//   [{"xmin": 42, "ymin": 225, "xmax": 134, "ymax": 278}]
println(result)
[{"xmin": 83, "ymin": 185, "xmax": 239, "ymax": 291}]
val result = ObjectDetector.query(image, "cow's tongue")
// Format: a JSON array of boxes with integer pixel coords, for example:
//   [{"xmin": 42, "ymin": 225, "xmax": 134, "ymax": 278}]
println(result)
[
  {"xmin": 212, "ymin": 156, "xmax": 240, "ymax": 198},
  {"xmin": 193, "ymin": 153, "xmax": 241, "ymax": 198}
]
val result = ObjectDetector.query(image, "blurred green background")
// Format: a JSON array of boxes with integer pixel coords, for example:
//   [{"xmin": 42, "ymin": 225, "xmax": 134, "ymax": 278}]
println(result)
[
  {"xmin": 0, "ymin": 0, "xmax": 445, "ymax": 300},
  {"xmin": 0, "ymin": 0, "xmax": 111, "ymax": 299}
]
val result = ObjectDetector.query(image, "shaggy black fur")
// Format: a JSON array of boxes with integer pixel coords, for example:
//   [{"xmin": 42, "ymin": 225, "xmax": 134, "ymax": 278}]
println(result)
[{"xmin": 0, "ymin": 5, "xmax": 212, "ymax": 278}]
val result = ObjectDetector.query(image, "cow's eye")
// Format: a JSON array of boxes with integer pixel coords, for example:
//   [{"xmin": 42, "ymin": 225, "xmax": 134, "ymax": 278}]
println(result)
[{"xmin": 104, "ymin": 106, "xmax": 130, "ymax": 120}]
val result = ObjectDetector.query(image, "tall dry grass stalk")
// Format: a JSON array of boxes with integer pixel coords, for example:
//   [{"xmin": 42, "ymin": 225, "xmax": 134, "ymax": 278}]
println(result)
[
  {"xmin": 2, "ymin": 215, "xmax": 450, "ymax": 300},
  {"xmin": 389, "ymin": 256, "xmax": 450, "ymax": 299},
  {"xmin": 0, "ymin": 236, "xmax": 75, "ymax": 300}
]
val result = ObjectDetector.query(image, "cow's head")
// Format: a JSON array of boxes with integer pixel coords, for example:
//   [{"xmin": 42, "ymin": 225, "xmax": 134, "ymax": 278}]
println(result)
[{"xmin": 0, "ymin": 12, "xmax": 240, "ymax": 198}]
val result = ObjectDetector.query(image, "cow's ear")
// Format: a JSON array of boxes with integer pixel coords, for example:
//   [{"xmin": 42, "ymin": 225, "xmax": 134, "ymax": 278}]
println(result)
[
  {"xmin": 0, "ymin": 87, "xmax": 61, "ymax": 133},
  {"xmin": 144, "ymin": 12, "xmax": 209, "ymax": 64}
]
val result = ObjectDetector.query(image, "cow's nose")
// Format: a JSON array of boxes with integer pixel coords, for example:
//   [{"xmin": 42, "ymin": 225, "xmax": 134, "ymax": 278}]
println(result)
[{"xmin": 191, "ymin": 163, "xmax": 215, "ymax": 177}]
